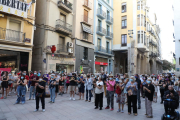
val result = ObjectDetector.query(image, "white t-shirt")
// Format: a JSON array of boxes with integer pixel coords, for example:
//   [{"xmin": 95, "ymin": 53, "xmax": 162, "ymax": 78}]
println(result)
[{"xmin": 95, "ymin": 81, "xmax": 104, "ymax": 94}]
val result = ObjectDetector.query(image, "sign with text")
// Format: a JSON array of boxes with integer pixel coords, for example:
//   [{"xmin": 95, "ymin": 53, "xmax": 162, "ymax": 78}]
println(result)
[
  {"xmin": 0, "ymin": 0, "xmax": 29, "ymax": 18},
  {"xmin": 95, "ymin": 61, "xmax": 108, "ymax": 66}
]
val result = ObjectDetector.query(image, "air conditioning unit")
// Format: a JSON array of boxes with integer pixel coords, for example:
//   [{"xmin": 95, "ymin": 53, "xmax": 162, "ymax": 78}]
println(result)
[
  {"xmin": 68, "ymin": 48, "xmax": 73, "ymax": 53},
  {"xmin": 67, "ymin": 42, "xmax": 73, "ymax": 47}
]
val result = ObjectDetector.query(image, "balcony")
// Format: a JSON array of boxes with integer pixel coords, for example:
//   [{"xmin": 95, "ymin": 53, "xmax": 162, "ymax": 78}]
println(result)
[
  {"xmin": 95, "ymin": 45, "xmax": 113, "ymax": 55},
  {"xmin": 106, "ymin": 15, "xmax": 113, "ymax": 24},
  {"xmin": 81, "ymin": 15, "xmax": 93, "ymax": 26},
  {"xmin": 121, "ymin": 43, "xmax": 127, "ymax": 47},
  {"xmin": 56, "ymin": 19, "xmax": 72, "ymax": 35},
  {"xmin": 149, "ymin": 52, "xmax": 154, "ymax": 57},
  {"xmin": 57, "ymin": 44, "xmax": 69, "ymax": 55},
  {"xmin": 96, "ymin": 26, "xmax": 106, "ymax": 36},
  {"xmin": 57, "ymin": 0, "xmax": 73, "ymax": 13},
  {"xmin": 83, "ymin": 0, "xmax": 92, "ymax": 10},
  {"xmin": 0, "ymin": 27, "xmax": 25, "ymax": 43},
  {"xmin": 97, "ymin": 8, "xmax": 106, "ymax": 19},
  {"xmin": 105, "ymin": 31, "xmax": 113, "ymax": 40},
  {"xmin": 80, "ymin": 32, "xmax": 93, "ymax": 43},
  {"xmin": 137, "ymin": 43, "xmax": 149, "ymax": 52}
]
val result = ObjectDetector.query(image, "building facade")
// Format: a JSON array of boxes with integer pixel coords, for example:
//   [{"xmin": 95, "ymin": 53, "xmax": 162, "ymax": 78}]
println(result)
[
  {"xmin": 93, "ymin": 0, "xmax": 114, "ymax": 74},
  {"xmin": 0, "ymin": 0, "xmax": 36, "ymax": 72},
  {"xmin": 174, "ymin": 0, "xmax": 180, "ymax": 76},
  {"xmin": 32, "ymin": 0, "xmax": 75, "ymax": 73},
  {"xmin": 113, "ymin": 0, "xmax": 162, "ymax": 76},
  {"xmin": 73, "ymin": 0, "xmax": 94, "ymax": 74}
]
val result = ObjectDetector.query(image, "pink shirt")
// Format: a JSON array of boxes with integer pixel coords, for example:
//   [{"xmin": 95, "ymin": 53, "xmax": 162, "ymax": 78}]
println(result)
[{"xmin": 106, "ymin": 80, "xmax": 116, "ymax": 91}]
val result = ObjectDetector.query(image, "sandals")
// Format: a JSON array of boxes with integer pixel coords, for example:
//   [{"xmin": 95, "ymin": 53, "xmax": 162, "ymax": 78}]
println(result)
[
  {"xmin": 134, "ymin": 113, "xmax": 138, "ymax": 116},
  {"xmin": 128, "ymin": 112, "xmax": 131, "ymax": 115},
  {"xmin": 0, "ymin": 97, "xmax": 4, "ymax": 99}
]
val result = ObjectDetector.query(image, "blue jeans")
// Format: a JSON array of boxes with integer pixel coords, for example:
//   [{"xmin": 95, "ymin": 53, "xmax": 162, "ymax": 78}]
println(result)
[
  {"xmin": 29, "ymin": 86, "xmax": 36, "ymax": 99},
  {"xmin": 16, "ymin": 86, "xmax": 26, "ymax": 103},
  {"xmin": 50, "ymin": 87, "xmax": 56, "ymax": 102},
  {"xmin": 86, "ymin": 89, "xmax": 92, "ymax": 101}
]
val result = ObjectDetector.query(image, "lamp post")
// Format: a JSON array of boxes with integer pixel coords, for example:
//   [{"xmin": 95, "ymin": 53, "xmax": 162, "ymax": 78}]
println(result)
[{"xmin": 128, "ymin": 30, "xmax": 133, "ymax": 76}]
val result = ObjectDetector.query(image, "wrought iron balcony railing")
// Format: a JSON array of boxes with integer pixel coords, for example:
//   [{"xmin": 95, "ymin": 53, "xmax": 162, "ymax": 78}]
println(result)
[
  {"xmin": 95, "ymin": 45, "xmax": 112, "ymax": 54},
  {"xmin": 56, "ymin": 19, "xmax": 72, "ymax": 34}
]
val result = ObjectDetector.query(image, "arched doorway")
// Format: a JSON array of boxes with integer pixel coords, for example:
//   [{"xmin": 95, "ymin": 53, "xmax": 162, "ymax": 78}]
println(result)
[{"xmin": 149, "ymin": 60, "xmax": 153, "ymax": 74}]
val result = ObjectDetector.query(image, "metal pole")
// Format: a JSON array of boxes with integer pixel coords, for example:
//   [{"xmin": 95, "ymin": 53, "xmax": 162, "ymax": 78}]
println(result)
[{"xmin": 130, "ymin": 37, "xmax": 132, "ymax": 76}]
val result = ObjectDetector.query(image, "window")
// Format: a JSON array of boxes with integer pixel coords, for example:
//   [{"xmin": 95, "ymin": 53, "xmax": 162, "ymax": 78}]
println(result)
[
  {"xmin": 84, "ymin": 10, "xmax": 88, "ymax": 23},
  {"xmin": 122, "ymin": 3, "xmax": 126, "ymax": 13},
  {"xmin": 107, "ymin": 10, "xmax": 110, "ymax": 16},
  {"xmin": 98, "ymin": 19, "xmax": 101, "ymax": 27},
  {"xmin": 9, "ymin": 20, "xmax": 21, "ymax": 31},
  {"xmin": 147, "ymin": 22, "xmax": 149, "ymax": 30},
  {"xmin": 106, "ymin": 41, "xmax": 109, "ymax": 53},
  {"xmin": 83, "ymin": 32, "xmax": 88, "ymax": 40},
  {"xmin": 60, "ymin": 13, "xmax": 66, "ymax": 22},
  {"xmin": 122, "ymin": 16, "xmax": 127, "ymax": 29},
  {"xmin": 137, "ymin": 1, "xmax": 143, "ymax": 10},
  {"xmin": 121, "ymin": 34, "xmax": 127, "ymax": 46},
  {"xmin": 137, "ymin": 14, "xmax": 145, "ymax": 26},
  {"xmin": 97, "ymin": 38, "xmax": 101, "ymax": 51},
  {"xmin": 107, "ymin": 0, "xmax": 110, "ymax": 4},
  {"xmin": 147, "ymin": 36, "xmax": 149, "ymax": 47},
  {"xmin": 137, "ymin": 31, "xmax": 143, "ymax": 43},
  {"xmin": 83, "ymin": 47, "xmax": 88, "ymax": 60},
  {"xmin": 179, "ymin": 58, "xmax": 180, "ymax": 65},
  {"xmin": 144, "ymin": 32, "xmax": 146, "ymax": 45},
  {"xmin": 59, "ymin": 36, "xmax": 65, "ymax": 45},
  {"xmin": 107, "ymin": 25, "xmax": 110, "ymax": 32},
  {"xmin": 98, "ymin": 4, "xmax": 102, "ymax": 10}
]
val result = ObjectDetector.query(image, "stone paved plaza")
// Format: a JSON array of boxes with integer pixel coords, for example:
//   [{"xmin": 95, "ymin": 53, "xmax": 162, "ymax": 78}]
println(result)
[{"xmin": 0, "ymin": 90, "xmax": 179, "ymax": 120}]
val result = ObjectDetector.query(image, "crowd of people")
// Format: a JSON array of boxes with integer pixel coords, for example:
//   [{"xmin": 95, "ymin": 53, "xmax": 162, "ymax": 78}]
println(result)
[{"xmin": 0, "ymin": 70, "xmax": 180, "ymax": 118}]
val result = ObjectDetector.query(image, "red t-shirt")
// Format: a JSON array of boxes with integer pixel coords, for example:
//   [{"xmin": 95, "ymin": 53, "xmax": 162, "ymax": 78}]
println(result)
[
  {"xmin": 116, "ymin": 86, "xmax": 121, "ymax": 95},
  {"xmin": 17, "ymin": 73, "xmax": 21, "ymax": 76},
  {"xmin": 25, "ymin": 75, "xmax": 29, "ymax": 80}
]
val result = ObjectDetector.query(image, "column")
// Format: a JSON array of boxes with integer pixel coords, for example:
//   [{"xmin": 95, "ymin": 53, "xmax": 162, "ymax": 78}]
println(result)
[{"xmin": 28, "ymin": 51, "xmax": 32, "ymax": 71}]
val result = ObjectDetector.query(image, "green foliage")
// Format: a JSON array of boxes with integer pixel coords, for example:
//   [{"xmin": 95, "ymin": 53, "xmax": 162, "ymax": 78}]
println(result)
[{"xmin": 162, "ymin": 60, "xmax": 175, "ymax": 70}]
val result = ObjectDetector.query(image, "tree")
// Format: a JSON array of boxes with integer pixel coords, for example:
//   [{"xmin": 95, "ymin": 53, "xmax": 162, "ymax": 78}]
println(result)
[{"xmin": 162, "ymin": 60, "xmax": 174, "ymax": 71}]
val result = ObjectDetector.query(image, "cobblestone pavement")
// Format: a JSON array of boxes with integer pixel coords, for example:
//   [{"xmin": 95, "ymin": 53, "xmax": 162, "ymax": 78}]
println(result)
[{"xmin": 0, "ymin": 89, "xmax": 179, "ymax": 120}]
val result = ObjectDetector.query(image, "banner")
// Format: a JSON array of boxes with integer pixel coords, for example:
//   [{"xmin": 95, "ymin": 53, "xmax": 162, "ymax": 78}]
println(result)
[
  {"xmin": 80, "ymin": 66, "xmax": 83, "ymax": 74},
  {"xmin": 0, "ymin": 68, "xmax": 11, "ymax": 80},
  {"xmin": 95, "ymin": 61, "xmax": 108, "ymax": 66},
  {"xmin": 0, "ymin": 0, "xmax": 28, "ymax": 18}
]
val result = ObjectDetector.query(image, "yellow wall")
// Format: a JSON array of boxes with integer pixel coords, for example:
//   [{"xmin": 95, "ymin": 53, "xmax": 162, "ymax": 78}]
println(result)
[{"xmin": 0, "ymin": 16, "xmax": 7, "ymax": 28}]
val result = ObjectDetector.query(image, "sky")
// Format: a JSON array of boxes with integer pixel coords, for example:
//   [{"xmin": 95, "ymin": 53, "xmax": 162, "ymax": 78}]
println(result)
[{"xmin": 147, "ymin": 0, "xmax": 175, "ymax": 62}]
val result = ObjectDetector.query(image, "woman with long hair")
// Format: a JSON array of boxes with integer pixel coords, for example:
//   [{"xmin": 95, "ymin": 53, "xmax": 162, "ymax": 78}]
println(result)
[
  {"xmin": 14, "ymin": 75, "xmax": 27, "ymax": 104},
  {"xmin": 13, "ymin": 72, "xmax": 19, "ymax": 93},
  {"xmin": 0, "ymin": 71, "xmax": 8, "ymax": 99}
]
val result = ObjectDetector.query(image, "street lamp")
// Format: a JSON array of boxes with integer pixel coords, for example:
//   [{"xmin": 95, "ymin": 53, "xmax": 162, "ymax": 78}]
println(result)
[{"xmin": 128, "ymin": 30, "xmax": 133, "ymax": 76}]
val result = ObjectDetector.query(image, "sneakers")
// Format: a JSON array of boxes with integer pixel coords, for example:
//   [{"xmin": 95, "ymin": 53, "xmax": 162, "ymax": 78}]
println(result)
[
  {"xmin": 48, "ymin": 101, "xmax": 52, "ymax": 103},
  {"xmin": 105, "ymin": 106, "xmax": 110, "ymax": 109},
  {"xmin": 69, "ymin": 97, "xmax": 72, "ymax": 100},
  {"xmin": 34, "ymin": 109, "xmax": 38, "ymax": 112},
  {"xmin": 110, "ymin": 108, "xmax": 114, "ymax": 111},
  {"xmin": 73, "ymin": 98, "xmax": 75, "ymax": 101},
  {"xmin": 121, "ymin": 110, "xmax": 124, "ymax": 113},
  {"xmin": 0, "ymin": 97, "xmax": 4, "ymax": 99},
  {"xmin": 117, "ymin": 109, "xmax": 121, "ymax": 112},
  {"xmin": 42, "ymin": 109, "xmax": 45, "ymax": 112}
]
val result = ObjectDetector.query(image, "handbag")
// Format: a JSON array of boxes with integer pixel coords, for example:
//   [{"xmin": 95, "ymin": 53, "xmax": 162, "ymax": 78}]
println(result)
[{"xmin": 78, "ymin": 83, "xmax": 81, "ymax": 88}]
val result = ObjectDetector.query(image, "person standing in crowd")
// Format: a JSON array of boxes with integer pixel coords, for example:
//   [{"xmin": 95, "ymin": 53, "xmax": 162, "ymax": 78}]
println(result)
[
  {"xmin": 13, "ymin": 72, "xmax": 19, "ymax": 93},
  {"xmin": 29, "ymin": 71, "xmax": 39, "ymax": 100},
  {"xmin": 152, "ymin": 77, "xmax": 158, "ymax": 102},
  {"xmin": 14, "ymin": 75, "xmax": 27, "ymax": 104},
  {"xmin": 164, "ymin": 78, "xmax": 174, "ymax": 92},
  {"xmin": 28, "ymin": 71, "xmax": 33, "ymax": 91},
  {"xmin": 78, "ymin": 76, "xmax": 85, "ymax": 100},
  {"xmin": 105, "ymin": 75, "xmax": 116, "ymax": 111},
  {"xmin": 142, "ymin": 77, "xmax": 147, "ymax": 99},
  {"xmin": 85, "ymin": 74, "xmax": 93, "ymax": 102},
  {"xmin": 93, "ymin": 75, "xmax": 99, "ymax": 102},
  {"xmin": 135, "ymin": 74, "xmax": 141, "ymax": 109},
  {"xmin": 0, "ymin": 71, "xmax": 8, "ymax": 99},
  {"xmin": 144, "ymin": 78, "xmax": 155, "ymax": 118},
  {"xmin": 94, "ymin": 77, "xmax": 104, "ymax": 110},
  {"xmin": 126, "ymin": 76, "xmax": 138, "ymax": 116},
  {"xmin": 17, "ymin": 71, "xmax": 22, "ymax": 76},
  {"xmin": 43, "ymin": 71, "xmax": 49, "ymax": 85},
  {"xmin": 8, "ymin": 72, "xmax": 14, "ymax": 95},
  {"xmin": 63, "ymin": 73, "xmax": 67, "ymax": 94},
  {"xmin": 124, "ymin": 73, "xmax": 129, "ymax": 104},
  {"xmin": 69, "ymin": 73, "xmax": 77, "ymax": 100},
  {"xmin": 34, "ymin": 76, "xmax": 46, "ymax": 112},
  {"xmin": 101, "ymin": 72, "xmax": 107, "ymax": 97},
  {"xmin": 49, "ymin": 74, "xmax": 56, "ymax": 103},
  {"xmin": 55, "ymin": 74, "xmax": 59, "ymax": 98},
  {"xmin": 163, "ymin": 85, "xmax": 179, "ymax": 115},
  {"xmin": 59, "ymin": 74, "xmax": 64, "ymax": 96},
  {"xmin": 65, "ymin": 74, "xmax": 70, "ymax": 94},
  {"xmin": 159, "ymin": 76, "xmax": 166, "ymax": 104}
]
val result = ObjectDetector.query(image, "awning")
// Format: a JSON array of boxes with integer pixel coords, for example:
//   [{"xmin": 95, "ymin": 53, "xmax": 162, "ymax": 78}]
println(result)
[{"xmin": 81, "ymin": 23, "xmax": 93, "ymax": 35}]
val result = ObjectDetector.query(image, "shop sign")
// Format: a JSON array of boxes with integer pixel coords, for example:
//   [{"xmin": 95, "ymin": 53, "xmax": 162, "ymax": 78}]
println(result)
[
  {"xmin": 0, "ymin": 0, "xmax": 29, "ymax": 18},
  {"xmin": 60, "ymin": 61, "xmax": 74, "ymax": 65},
  {"xmin": 95, "ymin": 61, "xmax": 108, "ymax": 66}
]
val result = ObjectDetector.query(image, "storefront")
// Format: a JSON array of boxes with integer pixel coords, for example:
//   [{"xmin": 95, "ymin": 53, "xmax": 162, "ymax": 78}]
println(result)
[
  {"xmin": 0, "ymin": 49, "xmax": 29, "ymax": 72},
  {"xmin": 47, "ymin": 54, "xmax": 75, "ymax": 73},
  {"xmin": 95, "ymin": 57, "xmax": 108, "ymax": 73}
]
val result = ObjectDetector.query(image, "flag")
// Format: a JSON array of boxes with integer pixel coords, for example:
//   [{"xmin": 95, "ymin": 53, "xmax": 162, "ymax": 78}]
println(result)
[
  {"xmin": 80, "ymin": 66, "xmax": 83, "ymax": 74},
  {"xmin": 27, "ymin": 2, "xmax": 32, "ymax": 10}
]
